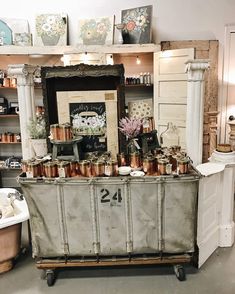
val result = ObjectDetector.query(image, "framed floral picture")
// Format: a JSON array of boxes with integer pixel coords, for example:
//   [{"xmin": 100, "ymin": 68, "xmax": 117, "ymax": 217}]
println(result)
[
  {"xmin": 77, "ymin": 16, "xmax": 114, "ymax": 45},
  {"xmin": 121, "ymin": 5, "xmax": 152, "ymax": 44},
  {"xmin": 34, "ymin": 13, "xmax": 67, "ymax": 46}
]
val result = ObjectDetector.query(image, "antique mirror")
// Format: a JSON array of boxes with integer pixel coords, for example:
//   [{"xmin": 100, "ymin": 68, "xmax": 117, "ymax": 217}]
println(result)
[{"xmin": 41, "ymin": 64, "xmax": 125, "ymax": 156}]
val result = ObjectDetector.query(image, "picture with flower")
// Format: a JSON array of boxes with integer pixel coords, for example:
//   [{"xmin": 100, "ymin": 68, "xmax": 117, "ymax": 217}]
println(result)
[
  {"xmin": 121, "ymin": 5, "xmax": 152, "ymax": 44},
  {"xmin": 78, "ymin": 16, "xmax": 114, "ymax": 45},
  {"xmin": 35, "ymin": 13, "xmax": 67, "ymax": 46}
]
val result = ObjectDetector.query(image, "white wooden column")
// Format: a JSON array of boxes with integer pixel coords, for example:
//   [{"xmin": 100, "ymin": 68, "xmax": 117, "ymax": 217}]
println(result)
[
  {"xmin": 185, "ymin": 60, "xmax": 210, "ymax": 166},
  {"xmin": 8, "ymin": 64, "xmax": 37, "ymax": 160}
]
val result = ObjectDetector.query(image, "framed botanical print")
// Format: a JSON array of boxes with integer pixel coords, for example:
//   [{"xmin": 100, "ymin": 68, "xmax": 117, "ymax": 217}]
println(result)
[
  {"xmin": 121, "ymin": 5, "xmax": 152, "ymax": 44},
  {"xmin": 34, "ymin": 13, "xmax": 67, "ymax": 46},
  {"xmin": 77, "ymin": 16, "xmax": 114, "ymax": 45}
]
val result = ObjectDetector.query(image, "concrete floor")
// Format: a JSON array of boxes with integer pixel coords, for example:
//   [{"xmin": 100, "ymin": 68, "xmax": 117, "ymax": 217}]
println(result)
[{"xmin": 1, "ymin": 246, "xmax": 235, "ymax": 294}]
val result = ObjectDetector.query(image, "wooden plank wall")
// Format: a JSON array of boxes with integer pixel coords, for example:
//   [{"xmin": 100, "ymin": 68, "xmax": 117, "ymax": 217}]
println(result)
[{"xmin": 161, "ymin": 41, "xmax": 219, "ymax": 162}]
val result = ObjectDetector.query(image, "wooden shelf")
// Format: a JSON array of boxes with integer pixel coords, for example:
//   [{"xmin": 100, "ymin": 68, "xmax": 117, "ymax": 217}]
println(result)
[
  {"xmin": 0, "ymin": 44, "xmax": 160, "ymax": 55},
  {"xmin": 125, "ymin": 84, "xmax": 153, "ymax": 88},
  {"xmin": 0, "ymin": 114, "xmax": 19, "ymax": 118}
]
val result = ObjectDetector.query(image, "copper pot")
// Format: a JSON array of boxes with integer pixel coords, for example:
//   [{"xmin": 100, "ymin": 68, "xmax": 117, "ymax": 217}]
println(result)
[
  {"xmin": 158, "ymin": 159, "xmax": 169, "ymax": 175},
  {"xmin": 117, "ymin": 152, "xmax": 128, "ymax": 166},
  {"xmin": 1, "ymin": 133, "xmax": 7, "ymax": 143},
  {"xmin": 43, "ymin": 161, "xmax": 58, "ymax": 178},
  {"xmin": 57, "ymin": 161, "xmax": 71, "ymax": 178},
  {"xmin": 129, "ymin": 152, "xmax": 141, "ymax": 169},
  {"xmin": 50, "ymin": 124, "xmax": 60, "ymax": 141},
  {"xmin": 92, "ymin": 160, "xmax": 105, "ymax": 177},
  {"xmin": 177, "ymin": 157, "xmax": 190, "ymax": 174},
  {"xmin": 105, "ymin": 160, "xmax": 118, "ymax": 176},
  {"xmin": 79, "ymin": 160, "xmax": 91, "ymax": 177},
  {"xmin": 59, "ymin": 124, "xmax": 72, "ymax": 141},
  {"xmin": 27, "ymin": 162, "xmax": 41, "ymax": 178},
  {"xmin": 70, "ymin": 160, "xmax": 79, "ymax": 177},
  {"xmin": 143, "ymin": 157, "xmax": 155, "ymax": 175},
  {"xmin": 7, "ymin": 132, "xmax": 14, "ymax": 143}
]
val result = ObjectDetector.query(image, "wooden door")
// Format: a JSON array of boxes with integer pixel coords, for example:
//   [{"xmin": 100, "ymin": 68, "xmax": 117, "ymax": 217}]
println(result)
[
  {"xmin": 154, "ymin": 48, "xmax": 194, "ymax": 148},
  {"xmin": 197, "ymin": 172, "xmax": 222, "ymax": 267}
]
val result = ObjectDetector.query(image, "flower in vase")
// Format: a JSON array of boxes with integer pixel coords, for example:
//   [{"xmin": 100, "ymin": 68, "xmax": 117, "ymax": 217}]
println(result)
[
  {"xmin": 119, "ymin": 117, "xmax": 143, "ymax": 140},
  {"xmin": 36, "ymin": 14, "xmax": 66, "ymax": 37}
]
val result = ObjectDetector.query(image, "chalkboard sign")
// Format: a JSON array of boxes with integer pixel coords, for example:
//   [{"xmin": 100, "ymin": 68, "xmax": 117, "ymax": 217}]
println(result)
[{"xmin": 69, "ymin": 102, "xmax": 107, "ymax": 153}]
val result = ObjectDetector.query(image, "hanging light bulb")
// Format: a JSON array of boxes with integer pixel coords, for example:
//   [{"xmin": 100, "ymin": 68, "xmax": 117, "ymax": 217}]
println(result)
[
  {"xmin": 82, "ymin": 52, "xmax": 89, "ymax": 63},
  {"xmin": 61, "ymin": 54, "xmax": 71, "ymax": 66},
  {"xmin": 136, "ymin": 55, "xmax": 141, "ymax": 65},
  {"xmin": 106, "ymin": 54, "xmax": 114, "ymax": 65}
]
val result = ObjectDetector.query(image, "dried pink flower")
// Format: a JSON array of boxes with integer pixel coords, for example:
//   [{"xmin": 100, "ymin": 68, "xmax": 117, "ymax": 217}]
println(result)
[{"xmin": 119, "ymin": 117, "xmax": 143, "ymax": 140}]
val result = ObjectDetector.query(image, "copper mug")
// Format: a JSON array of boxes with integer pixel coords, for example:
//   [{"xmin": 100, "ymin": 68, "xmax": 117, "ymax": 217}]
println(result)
[
  {"xmin": 143, "ymin": 157, "xmax": 155, "ymax": 175},
  {"xmin": 129, "ymin": 152, "xmax": 141, "ymax": 169},
  {"xmin": 177, "ymin": 157, "xmax": 190, "ymax": 174},
  {"xmin": 105, "ymin": 160, "xmax": 118, "ymax": 176},
  {"xmin": 43, "ymin": 161, "xmax": 58, "ymax": 178},
  {"xmin": 158, "ymin": 159, "xmax": 169, "ymax": 175},
  {"xmin": 117, "ymin": 152, "xmax": 128, "ymax": 166},
  {"xmin": 92, "ymin": 160, "xmax": 105, "ymax": 177},
  {"xmin": 57, "ymin": 161, "xmax": 71, "ymax": 178},
  {"xmin": 79, "ymin": 160, "xmax": 91, "ymax": 177}
]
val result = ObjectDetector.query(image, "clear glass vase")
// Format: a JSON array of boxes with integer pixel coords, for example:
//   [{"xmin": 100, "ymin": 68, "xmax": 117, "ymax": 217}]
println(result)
[
  {"xmin": 126, "ymin": 138, "xmax": 138, "ymax": 154},
  {"xmin": 160, "ymin": 122, "xmax": 180, "ymax": 147}
]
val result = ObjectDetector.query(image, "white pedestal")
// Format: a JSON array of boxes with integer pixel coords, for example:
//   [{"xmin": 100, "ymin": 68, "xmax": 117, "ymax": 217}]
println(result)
[{"xmin": 210, "ymin": 150, "xmax": 235, "ymax": 247}]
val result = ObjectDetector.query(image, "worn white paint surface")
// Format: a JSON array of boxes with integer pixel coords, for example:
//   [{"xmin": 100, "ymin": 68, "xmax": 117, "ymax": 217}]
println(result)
[{"xmin": 154, "ymin": 48, "xmax": 194, "ymax": 148}]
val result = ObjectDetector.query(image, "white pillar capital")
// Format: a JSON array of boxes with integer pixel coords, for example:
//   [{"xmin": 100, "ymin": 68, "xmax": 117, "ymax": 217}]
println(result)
[
  {"xmin": 185, "ymin": 59, "xmax": 210, "ymax": 81},
  {"xmin": 8, "ymin": 64, "xmax": 38, "ymax": 87}
]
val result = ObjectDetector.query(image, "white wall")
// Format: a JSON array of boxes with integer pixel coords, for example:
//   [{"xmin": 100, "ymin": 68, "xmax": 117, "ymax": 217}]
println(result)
[{"xmin": 1, "ymin": 0, "xmax": 235, "ymax": 45}]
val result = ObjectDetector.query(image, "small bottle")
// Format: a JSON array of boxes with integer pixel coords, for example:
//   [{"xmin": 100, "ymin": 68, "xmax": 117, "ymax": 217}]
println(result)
[
  {"xmin": 136, "ymin": 75, "xmax": 140, "ymax": 84},
  {"xmin": 143, "ymin": 72, "xmax": 147, "ymax": 85},
  {"xmin": 139, "ymin": 72, "xmax": 144, "ymax": 84},
  {"xmin": 133, "ymin": 75, "xmax": 137, "ymax": 84},
  {"xmin": 146, "ymin": 72, "xmax": 151, "ymax": 86}
]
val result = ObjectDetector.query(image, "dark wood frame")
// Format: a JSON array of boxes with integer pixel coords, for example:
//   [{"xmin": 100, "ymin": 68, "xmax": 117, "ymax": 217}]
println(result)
[{"xmin": 41, "ymin": 63, "xmax": 126, "ymax": 153}]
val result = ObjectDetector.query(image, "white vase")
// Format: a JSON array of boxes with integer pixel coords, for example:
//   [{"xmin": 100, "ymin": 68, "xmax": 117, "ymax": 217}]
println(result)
[{"xmin": 31, "ymin": 139, "xmax": 47, "ymax": 157}]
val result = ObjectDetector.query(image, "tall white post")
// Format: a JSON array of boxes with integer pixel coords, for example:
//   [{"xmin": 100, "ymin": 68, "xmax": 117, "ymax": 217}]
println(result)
[
  {"xmin": 185, "ymin": 60, "xmax": 210, "ymax": 166},
  {"xmin": 8, "ymin": 64, "xmax": 37, "ymax": 160}
]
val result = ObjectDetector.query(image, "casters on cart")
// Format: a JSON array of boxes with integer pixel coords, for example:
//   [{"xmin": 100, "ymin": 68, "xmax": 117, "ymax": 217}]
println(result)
[
  {"xmin": 173, "ymin": 265, "xmax": 186, "ymax": 281},
  {"xmin": 41, "ymin": 269, "xmax": 56, "ymax": 287}
]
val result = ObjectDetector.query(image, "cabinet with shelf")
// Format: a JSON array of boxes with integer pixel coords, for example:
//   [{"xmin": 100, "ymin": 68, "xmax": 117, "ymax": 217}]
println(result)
[{"xmin": 113, "ymin": 52, "xmax": 154, "ymax": 117}]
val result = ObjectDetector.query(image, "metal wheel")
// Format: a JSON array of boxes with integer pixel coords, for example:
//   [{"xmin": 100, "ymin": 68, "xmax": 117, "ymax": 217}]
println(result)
[
  {"xmin": 46, "ymin": 270, "xmax": 55, "ymax": 287},
  {"xmin": 174, "ymin": 265, "xmax": 186, "ymax": 281}
]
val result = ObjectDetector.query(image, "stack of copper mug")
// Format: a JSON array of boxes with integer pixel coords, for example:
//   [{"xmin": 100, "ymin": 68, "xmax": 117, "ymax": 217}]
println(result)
[{"xmin": 50, "ymin": 123, "xmax": 72, "ymax": 141}]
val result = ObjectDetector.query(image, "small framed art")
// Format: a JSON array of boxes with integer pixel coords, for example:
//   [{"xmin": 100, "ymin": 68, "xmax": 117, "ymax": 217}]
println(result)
[
  {"xmin": 78, "ymin": 16, "xmax": 114, "ymax": 45},
  {"xmin": 121, "ymin": 5, "xmax": 152, "ymax": 44}
]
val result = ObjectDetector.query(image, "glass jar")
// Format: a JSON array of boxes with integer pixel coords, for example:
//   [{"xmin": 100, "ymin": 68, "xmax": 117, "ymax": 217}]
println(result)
[{"xmin": 160, "ymin": 122, "xmax": 180, "ymax": 148}]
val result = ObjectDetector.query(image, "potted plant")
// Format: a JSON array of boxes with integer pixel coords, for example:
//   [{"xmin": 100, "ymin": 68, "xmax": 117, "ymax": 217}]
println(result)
[{"xmin": 27, "ymin": 117, "xmax": 47, "ymax": 157}]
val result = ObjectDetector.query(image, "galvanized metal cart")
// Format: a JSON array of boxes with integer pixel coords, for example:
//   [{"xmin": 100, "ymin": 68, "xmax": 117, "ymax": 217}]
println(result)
[{"xmin": 18, "ymin": 171, "xmax": 199, "ymax": 286}]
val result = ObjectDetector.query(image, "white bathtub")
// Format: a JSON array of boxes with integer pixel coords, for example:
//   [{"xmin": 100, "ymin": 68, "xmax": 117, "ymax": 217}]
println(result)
[{"xmin": 0, "ymin": 188, "xmax": 29, "ymax": 273}]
